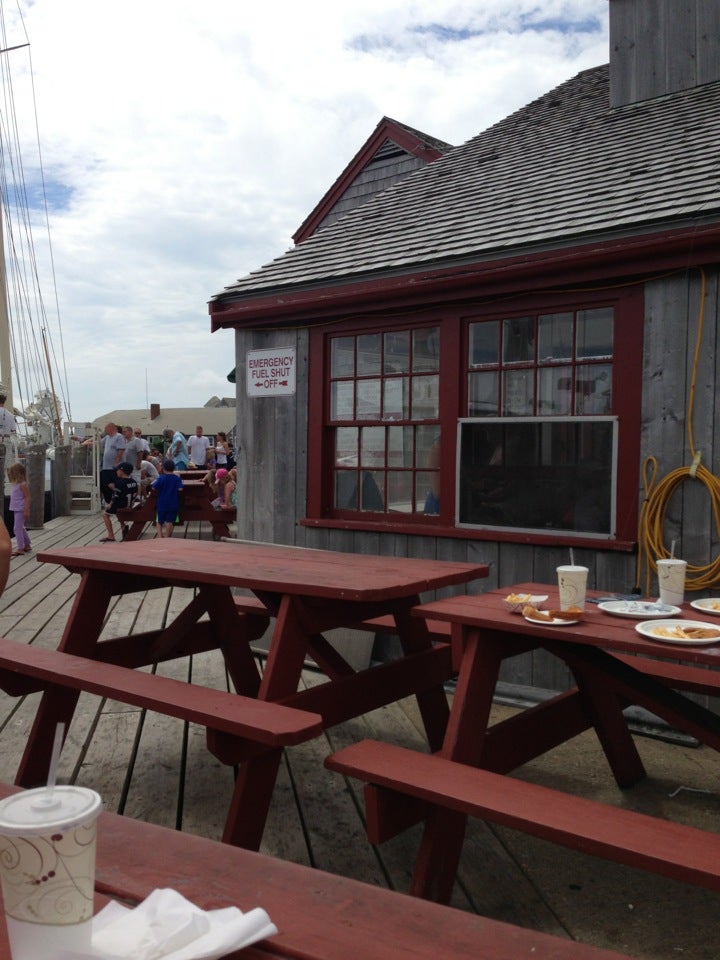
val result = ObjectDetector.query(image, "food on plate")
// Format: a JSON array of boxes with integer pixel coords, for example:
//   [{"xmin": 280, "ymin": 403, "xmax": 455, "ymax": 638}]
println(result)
[
  {"xmin": 652, "ymin": 624, "xmax": 720, "ymax": 641},
  {"xmin": 549, "ymin": 606, "xmax": 584, "ymax": 621},
  {"xmin": 522, "ymin": 606, "xmax": 554, "ymax": 622}
]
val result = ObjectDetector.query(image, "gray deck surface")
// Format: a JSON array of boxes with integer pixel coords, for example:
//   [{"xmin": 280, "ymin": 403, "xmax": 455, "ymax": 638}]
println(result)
[{"xmin": 0, "ymin": 515, "xmax": 718, "ymax": 959}]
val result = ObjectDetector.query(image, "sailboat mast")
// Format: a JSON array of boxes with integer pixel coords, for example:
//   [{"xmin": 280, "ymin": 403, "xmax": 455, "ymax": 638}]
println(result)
[
  {"xmin": 0, "ymin": 199, "xmax": 14, "ymax": 412},
  {"xmin": 0, "ymin": 40, "xmax": 29, "ymax": 414}
]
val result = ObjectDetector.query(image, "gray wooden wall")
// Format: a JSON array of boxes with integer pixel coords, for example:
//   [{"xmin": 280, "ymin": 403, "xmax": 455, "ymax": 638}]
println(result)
[
  {"xmin": 233, "ymin": 266, "xmax": 720, "ymax": 697},
  {"xmin": 318, "ymin": 141, "xmax": 430, "ymax": 233},
  {"xmin": 610, "ymin": 0, "xmax": 720, "ymax": 106}
]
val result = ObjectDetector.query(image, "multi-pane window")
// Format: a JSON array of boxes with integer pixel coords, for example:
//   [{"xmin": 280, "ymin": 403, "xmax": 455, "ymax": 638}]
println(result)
[
  {"xmin": 329, "ymin": 327, "xmax": 440, "ymax": 514},
  {"xmin": 467, "ymin": 308, "xmax": 613, "ymax": 418},
  {"xmin": 312, "ymin": 294, "xmax": 639, "ymax": 542},
  {"xmin": 461, "ymin": 307, "xmax": 616, "ymax": 536}
]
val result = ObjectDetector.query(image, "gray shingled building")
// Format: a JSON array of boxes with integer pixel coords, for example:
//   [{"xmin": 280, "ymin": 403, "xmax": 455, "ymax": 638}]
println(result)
[{"xmin": 209, "ymin": 0, "xmax": 720, "ymax": 695}]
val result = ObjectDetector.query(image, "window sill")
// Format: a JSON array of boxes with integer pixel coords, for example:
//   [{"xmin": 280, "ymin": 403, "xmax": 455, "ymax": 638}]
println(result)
[{"xmin": 301, "ymin": 516, "xmax": 636, "ymax": 552}]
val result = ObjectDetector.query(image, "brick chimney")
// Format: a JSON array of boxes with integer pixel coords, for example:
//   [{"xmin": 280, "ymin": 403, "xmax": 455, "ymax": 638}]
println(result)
[
  {"xmin": 610, "ymin": 0, "xmax": 720, "ymax": 107},
  {"xmin": 150, "ymin": 403, "xmax": 160, "ymax": 420}
]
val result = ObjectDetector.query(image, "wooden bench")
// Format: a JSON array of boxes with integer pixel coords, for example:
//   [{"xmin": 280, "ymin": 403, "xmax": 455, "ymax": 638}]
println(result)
[
  {"xmin": 0, "ymin": 638, "xmax": 322, "ymax": 768},
  {"xmin": 0, "ymin": 783, "xmax": 633, "ymax": 960},
  {"xmin": 325, "ymin": 739, "xmax": 720, "ymax": 893}
]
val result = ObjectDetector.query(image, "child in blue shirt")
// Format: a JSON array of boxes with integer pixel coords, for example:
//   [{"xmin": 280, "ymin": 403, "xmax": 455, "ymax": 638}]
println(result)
[{"xmin": 152, "ymin": 460, "xmax": 184, "ymax": 538}]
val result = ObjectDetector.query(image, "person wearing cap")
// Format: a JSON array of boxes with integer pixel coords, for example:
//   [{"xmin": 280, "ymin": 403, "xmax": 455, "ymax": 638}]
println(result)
[
  {"xmin": 100, "ymin": 462, "xmax": 139, "ymax": 542},
  {"xmin": 211, "ymin": 467, "xmax": 236, "ymax": 511}
]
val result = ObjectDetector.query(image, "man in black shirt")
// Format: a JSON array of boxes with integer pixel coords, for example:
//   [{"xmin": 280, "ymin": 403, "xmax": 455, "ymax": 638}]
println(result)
[{"xmin": 100, "ymin": 462, "xmax": 139, "ymax": 542}]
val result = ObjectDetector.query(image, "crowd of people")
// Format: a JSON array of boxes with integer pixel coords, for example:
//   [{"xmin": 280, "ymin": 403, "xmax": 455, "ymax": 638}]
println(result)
[{"xmin": 87, "ymin": 423, "xmax": 239, "ymax": 543}]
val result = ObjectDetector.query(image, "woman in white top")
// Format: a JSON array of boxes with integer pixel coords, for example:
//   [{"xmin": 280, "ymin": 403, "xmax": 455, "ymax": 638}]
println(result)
[{"xmin": 215, "ymin": 432, "xmax": 229, "ymax": 467}]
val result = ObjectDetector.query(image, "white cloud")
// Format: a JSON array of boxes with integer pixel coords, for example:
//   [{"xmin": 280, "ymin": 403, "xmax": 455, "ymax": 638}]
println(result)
[{"xmin": 0, "ymin": 0, "xmax": 608, "ymax": 422}]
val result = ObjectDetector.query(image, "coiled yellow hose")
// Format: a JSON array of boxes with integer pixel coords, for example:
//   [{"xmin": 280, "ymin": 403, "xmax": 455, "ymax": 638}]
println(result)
[{"xmin": 636, "ymin": 269, "xmax": 720, "ymax": 594}]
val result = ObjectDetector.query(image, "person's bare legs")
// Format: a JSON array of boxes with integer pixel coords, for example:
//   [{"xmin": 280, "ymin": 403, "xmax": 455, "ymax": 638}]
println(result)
[{"xmin": 101, "ymin": 512, "xmax": 117, "ymax": 541}]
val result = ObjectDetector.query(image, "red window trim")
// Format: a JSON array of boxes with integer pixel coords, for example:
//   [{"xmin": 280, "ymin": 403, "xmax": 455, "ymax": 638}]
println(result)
[{"xmin": 306, "ymin": 285, "xmax": 643, "ymax": 545}]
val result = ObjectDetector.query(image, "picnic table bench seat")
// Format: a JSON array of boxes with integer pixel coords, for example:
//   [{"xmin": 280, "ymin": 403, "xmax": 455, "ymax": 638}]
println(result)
[
  {"xmin": 0, "ymin": 637, "xmax": 322, "ymax": 768},
  {"xmin": 325, "ymin": 739, "xmax": 720, "ymax": 894}
]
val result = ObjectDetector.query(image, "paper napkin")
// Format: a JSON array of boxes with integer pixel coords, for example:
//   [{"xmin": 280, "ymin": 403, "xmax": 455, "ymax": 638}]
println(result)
[{"xmin": 59, "ymin": 887, "xmax": 277, "ymax": 960}]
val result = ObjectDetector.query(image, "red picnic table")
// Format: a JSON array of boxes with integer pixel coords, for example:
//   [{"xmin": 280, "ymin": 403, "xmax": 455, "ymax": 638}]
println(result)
[
  {"xmin": 117, "ymin": 479, "xmax": 235, "ymax": 540},
  {"xmin": 0, "ymin": 782, "xmax": 633, "ymax": 960},
  {"xmin": 327, "ymin": 582, "xmax": 720, "ymax": 903},
  {"xmin": 10, "ymin": 539, "xmax": 487, "ymax": 849}
]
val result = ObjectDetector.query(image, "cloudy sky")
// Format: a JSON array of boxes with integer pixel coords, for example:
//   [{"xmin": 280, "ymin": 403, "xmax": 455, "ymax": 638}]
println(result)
[{"xmin": 0, "ymin": 0, "xmax": 609, "ymax": 424}]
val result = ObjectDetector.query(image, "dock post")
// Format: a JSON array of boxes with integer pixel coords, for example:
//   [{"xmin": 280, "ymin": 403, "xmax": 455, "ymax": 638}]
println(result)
[
  {"xmin": 51, "ymin": 444, "xmax": 72, "ymax": 517},
  {"xmin": 25, "ymin": 444, "xmax": 46, "ymax": 529}
]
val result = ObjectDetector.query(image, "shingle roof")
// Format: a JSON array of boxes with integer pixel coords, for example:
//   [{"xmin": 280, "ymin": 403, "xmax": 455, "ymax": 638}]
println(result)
[
  {"xmin": 92, "ymin": 407, "xmax": 237, "ymax": 438},
  {"xmin": 213, "ymin": 65, "xmax": 720, "ymax": 302}
]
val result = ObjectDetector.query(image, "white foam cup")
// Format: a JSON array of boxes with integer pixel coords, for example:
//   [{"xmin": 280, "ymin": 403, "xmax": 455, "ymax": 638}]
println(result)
[
  {"xmin": 556, "ymin": 565, "xmax": 589, "ymax": 610},
  {"xmin": 657, "ymin": 558, "xmax": 687, "ymax": 607},
  {"xmin": 0, "ymin": 785, "xmax": 102, "ymax": 960}
]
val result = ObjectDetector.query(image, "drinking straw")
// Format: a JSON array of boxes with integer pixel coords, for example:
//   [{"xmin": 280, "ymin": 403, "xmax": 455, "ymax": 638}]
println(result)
[
  {"xmin": 46, "ymin": 723, "xmax": 65, "ymax": 798},
  {"xmin": 670, "ymin": 540, "xmax": 676, "ymax": 559},
  {"xmin": 569, "ymin": 548, "xmax": 575, "ymax": 567}
]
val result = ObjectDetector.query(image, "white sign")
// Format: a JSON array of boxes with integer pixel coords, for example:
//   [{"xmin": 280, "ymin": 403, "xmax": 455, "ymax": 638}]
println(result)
[{"xmin": 246, "ymin": 347, "xmax": 296, "ymax": 397}]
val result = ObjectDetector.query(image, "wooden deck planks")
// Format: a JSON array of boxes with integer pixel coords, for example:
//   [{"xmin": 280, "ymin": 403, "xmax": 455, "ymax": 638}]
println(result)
[{"xmin": 0, "ymin": 516, "xmax": 719, "ymax": 960}]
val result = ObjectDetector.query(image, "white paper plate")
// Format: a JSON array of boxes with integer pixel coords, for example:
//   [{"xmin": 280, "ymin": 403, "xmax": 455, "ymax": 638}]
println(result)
[
  {"xmin": 690, "ymin": 598, "xmax": 720, "ymax": 617},
  {"xmin": 524, "ymin": 615, "xmax": 579, "ymax": 627},
  {"xmin": 635, "ymin": 620, "xmax": 720, "ymax": 644},
  {"xmin": 598, "ymin": 600, "xmax": 681, "ymax": 619}
]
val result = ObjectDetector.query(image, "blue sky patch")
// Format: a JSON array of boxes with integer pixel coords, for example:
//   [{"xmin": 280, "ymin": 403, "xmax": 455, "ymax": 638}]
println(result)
[
  {"xmin": 16, "ymin": 177, "xmax": 73, "ymax": 213},
  {"xmin": 519, "ymin": 14, "xmax": 601, "ymax": 35},
  {"xmin": 351, "ymin": 13, "xmax": 603, "ymax": 52}
]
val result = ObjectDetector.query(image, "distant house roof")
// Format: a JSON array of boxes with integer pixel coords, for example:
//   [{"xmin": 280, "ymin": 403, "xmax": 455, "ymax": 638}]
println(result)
[
  {"xmin": 92, "ymin": 407, "xmax": 237, "ymax": 438},
  {"xmin": 211, "ymin": 65, "xmax": 720, "ymax": 327},
  {"xmin": 292, "ymin": 116, "xmax": 452, "ymax": 243}
]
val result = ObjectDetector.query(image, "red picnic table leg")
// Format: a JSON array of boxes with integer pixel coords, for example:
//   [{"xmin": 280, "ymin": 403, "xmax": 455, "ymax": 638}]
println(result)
[
  {"xmin": 221, "ymin": 595, "xmax": 311, "ymax": 848},
  {"xmin": 206, "ymin": 584, "xmax": 263, "ymax": 697},
  {"xmin": 556, "ymin": 642, "xmax": 720, "ymax": 767},
  {"xmin": 392, "ymin": 597, "xmax": 450, "ymax": 753},
  {"xmin": 409, "ymin": 627, "xmax": 505, "ymax": 902},
  {"xmin": 558, "ymin": 648, "xmax": 646, "ymax": 787},
  {"xmin": 15, "ymin": 572, "xmax": 113, "ymax": 786}
]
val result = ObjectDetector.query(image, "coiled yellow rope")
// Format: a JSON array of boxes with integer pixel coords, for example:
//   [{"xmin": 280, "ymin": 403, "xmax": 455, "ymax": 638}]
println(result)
[{"xmin": 636, "ymin": 268, "xmax": 720, "ymax": 594}]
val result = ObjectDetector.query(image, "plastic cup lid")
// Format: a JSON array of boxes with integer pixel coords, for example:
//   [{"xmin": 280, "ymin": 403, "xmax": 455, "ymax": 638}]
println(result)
[{"xmin": 0, "ymin": 786, "xmax": 102, "ymax": 836}]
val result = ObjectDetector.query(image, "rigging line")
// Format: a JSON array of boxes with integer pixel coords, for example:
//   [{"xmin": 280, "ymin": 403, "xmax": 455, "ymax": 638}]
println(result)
[
  {"xmin": 0, "ymin": 12, "xmax": 70, "ymax": 425},
  {"xmin": 26, "ymin": 42, "xmax": 72, "ymax": 421},
  {"xmin": 14, "ymin": 0, "xmax": 72, "ymax": 420}
]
